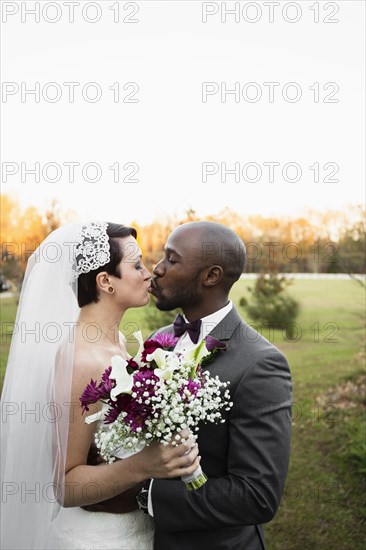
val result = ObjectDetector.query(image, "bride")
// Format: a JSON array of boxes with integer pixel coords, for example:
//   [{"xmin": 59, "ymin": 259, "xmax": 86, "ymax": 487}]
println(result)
[{"xmin": 0, "ymin": 221, "xmax": 200, "ymax": 550}]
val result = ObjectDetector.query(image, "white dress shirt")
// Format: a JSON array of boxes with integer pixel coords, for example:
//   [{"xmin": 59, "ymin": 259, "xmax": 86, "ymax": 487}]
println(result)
[{"xmin": 147, "ymin": 300, "xmax": 233, "ymax": 516}]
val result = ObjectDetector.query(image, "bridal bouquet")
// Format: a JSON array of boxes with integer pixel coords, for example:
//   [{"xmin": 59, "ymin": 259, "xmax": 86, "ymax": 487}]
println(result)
[{"xmin": 80, "ymin": 331, "xmax": 232, "ymax": 490}]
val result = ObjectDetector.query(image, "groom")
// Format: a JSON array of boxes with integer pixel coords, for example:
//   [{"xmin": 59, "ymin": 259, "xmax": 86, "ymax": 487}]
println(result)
[
  {"xmin": 86, "ymin": 221, "xmax": 292, "ymax": 549},
  {"xmin": 146, "ymin": 221, "xmax": 292, "ymax": 549}
]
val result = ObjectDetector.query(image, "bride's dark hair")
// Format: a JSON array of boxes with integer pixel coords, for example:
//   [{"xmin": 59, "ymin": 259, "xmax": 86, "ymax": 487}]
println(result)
[{"xmin": 77, "ymin": 222, "xmax": 137, "ymax": 307}]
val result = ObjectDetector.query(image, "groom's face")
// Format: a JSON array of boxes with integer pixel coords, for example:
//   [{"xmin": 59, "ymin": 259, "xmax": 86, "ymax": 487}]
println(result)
[{"xmin": 151, "ymin": 227, "xmax": 206, "ymax": 311}]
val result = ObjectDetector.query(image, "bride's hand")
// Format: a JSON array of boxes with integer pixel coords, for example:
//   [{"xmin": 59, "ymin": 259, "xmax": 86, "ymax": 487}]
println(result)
[{"xmin": 136, "ymin": 429, "xmax": 200, "ymax": 480}]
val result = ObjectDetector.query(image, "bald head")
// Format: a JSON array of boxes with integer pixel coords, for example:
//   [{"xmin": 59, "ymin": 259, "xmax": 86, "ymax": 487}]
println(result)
[{"xmin": 170, "ymin": 221, "xmax": 246, "ymax": 292}]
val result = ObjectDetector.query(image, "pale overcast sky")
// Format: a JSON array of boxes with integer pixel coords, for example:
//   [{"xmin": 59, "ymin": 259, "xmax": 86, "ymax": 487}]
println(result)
[{"xmin": 1, "ymin": 0, "xmax": 365, "ymax": 224}]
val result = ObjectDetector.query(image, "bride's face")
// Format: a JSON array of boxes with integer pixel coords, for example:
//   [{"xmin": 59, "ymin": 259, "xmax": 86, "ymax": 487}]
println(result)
[{"xmin": 111, "ymin": 236, "xmax": 152, "ymax": 309}]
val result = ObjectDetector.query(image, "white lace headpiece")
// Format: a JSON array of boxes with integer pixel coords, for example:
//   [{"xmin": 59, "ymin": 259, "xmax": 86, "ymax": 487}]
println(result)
[{"xmin": 73, "ymin": 221, "xmax": 111, "ymax": 280}]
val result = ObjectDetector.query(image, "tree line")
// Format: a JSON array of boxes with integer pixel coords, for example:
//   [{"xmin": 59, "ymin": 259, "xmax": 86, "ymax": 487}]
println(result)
[{"xmin": 1, "ymin": 196, "xmax": 365, "ymax": 286}]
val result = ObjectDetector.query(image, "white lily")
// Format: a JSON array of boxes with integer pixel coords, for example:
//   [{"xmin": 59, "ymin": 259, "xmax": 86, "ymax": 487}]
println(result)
[
  {"xmin": 148, "ymin": 348, "xmax": 181, "ymax": 380},
  {"xmin": 110, "ymin": 355, "xmax": 133, "ymax": 400},
  {"xmin": 155, "ymin": 367, "xmax": 175, "ymax": 380},
  {"xmin": 133, "ymin": 331, "xmax": 145, "ymax": 367},
  {"xmin": 146, "ymin": 347, "xmax": 170, "ymax": 368},
  {"xmin": 182, "ymin": 339, "xmax": 210, "ymax": 364},
  {"xmin": 166, "ymin": 353, "xmax": 181, "ymax": 370},
  {"xmin": 85, "ymin": 403, "xmax": 109, "ymax": 424}
]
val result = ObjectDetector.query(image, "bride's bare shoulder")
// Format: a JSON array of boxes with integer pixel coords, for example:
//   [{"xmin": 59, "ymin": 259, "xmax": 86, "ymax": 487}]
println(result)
[{"xmin": 72, "ymin": 343, "xmax": 113, "ymax": 384}]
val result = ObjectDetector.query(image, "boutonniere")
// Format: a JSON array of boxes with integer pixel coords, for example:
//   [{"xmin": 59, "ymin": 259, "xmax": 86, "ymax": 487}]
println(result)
[{"xmin": 199, "ymin": 336, "xmax": 228, "ymax": 368}]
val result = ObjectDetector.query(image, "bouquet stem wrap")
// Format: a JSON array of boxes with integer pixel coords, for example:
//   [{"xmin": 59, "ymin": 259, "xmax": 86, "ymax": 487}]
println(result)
[{"xmin": 181, "ymin": 465, "xmax": 208, "ymax": 491}]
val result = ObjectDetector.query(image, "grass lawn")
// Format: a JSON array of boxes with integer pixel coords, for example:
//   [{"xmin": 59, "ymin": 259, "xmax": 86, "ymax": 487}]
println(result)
[
  {"xmin": 1, "ymin": 279, "xmax": 365, "ymax": 548},
  {"xmin": 234, "ymin": 279, "xmax": 366, "ymax": 549}
]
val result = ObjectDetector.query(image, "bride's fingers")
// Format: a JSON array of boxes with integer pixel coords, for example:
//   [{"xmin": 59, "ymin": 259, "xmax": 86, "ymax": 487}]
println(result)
[
  {"xmin": 167, "ymin": 442, "xmax": 199, "ymax": 472},
  {"xmin": 167, "ymin": 455, "xmax": 201, "ymax": 479},
  {"xmin": 177, "ymin": 428, "xmax": 192, "ymax": 441},
  {"xmin": 167, "ymin": 438, "xmax": 198, "ymax": 462},
  {"xmin": 173, "ymin": 435, "xmax": 196, "ymax": 456},
  {"xmin": 144, "ymin": 441, "xmax": 200, "ymax": 478},
  {"xmin": 183, "ymin": 455, "xmax": 201, "ymax": 476},
  {"xmin": 141, "ymin": 434, "xmax": 200, "ymax": 479}
]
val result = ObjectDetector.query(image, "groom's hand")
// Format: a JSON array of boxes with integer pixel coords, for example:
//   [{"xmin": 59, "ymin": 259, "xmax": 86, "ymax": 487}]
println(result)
[
  {"xmin": 81, "ymin": 443, "xmax": 143, "ymax": 513},
  {"xmin": 80, "ymin": 483, "xmax": 144, "ymax": 513}
]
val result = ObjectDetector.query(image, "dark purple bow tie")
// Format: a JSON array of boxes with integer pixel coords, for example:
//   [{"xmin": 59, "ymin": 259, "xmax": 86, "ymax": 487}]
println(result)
[{"xmin": 173, "ymin": 314, "xmax": 202, "ymax": 344}]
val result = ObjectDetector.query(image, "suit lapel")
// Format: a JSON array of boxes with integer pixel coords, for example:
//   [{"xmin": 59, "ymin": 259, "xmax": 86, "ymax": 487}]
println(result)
[{"xmin": 206, "ymin": 306, "xmax": 242, "ymax": 342}]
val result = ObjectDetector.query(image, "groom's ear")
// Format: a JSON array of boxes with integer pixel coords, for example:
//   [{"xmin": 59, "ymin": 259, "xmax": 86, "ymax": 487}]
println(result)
[
  {"xmin": 202, "ymin": 265, "xmax": 223, "ymax": 287},
  {"xmin": 95, "ymin": 271, "xmax": 111, "ymax": 294}
]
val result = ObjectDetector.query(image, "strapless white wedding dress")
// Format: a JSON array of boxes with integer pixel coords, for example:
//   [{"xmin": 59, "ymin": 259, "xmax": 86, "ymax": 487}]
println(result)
[
  {"xmin": 53, "ymin": 506, "xmax": 154, "ymax": 549},
  {"xmin": 52, "ymin": 416, "xmax": 154, "ymax": 550}
]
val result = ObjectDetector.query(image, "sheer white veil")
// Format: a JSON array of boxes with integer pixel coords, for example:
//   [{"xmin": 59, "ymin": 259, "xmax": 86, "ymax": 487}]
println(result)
[{"xmin": 0, "ymin": 221, "xmax": 110, "ymax": 549}]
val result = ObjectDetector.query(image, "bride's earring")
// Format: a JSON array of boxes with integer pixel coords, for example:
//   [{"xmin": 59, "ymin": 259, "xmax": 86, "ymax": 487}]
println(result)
[{"xmin": 108, "ymin": 286, "xmax": 115, "ymax": 294}]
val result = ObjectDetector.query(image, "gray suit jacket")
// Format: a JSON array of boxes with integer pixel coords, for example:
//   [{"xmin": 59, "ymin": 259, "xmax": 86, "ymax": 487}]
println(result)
[{"xmin": 151, "ymin": 306, "xmax": 292, "ymax": 550}]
